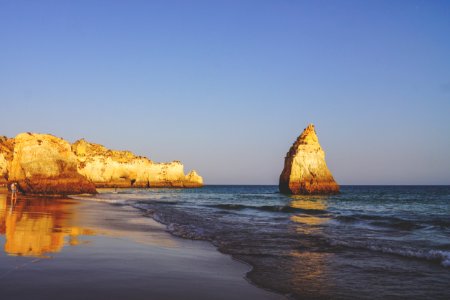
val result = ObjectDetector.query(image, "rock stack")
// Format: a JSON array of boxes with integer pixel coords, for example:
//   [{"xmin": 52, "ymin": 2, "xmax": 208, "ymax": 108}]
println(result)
[{"xmin": 279, "ymin": 124, "xmax": 339, "ymax": 195}]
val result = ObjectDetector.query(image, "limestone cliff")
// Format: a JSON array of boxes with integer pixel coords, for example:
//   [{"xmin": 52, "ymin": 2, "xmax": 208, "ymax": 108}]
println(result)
[
  {"xmin": 72, "ymin": 139, "xmax": 203, "ymax": 188},
  {"xmin": 0, "ymin": 136, "xmax": 14, "ymax": 185},
  {"xmin": 8, "ymin": 133, "xmax": 97, "ymax": 195},
  {"xmin": 279, "ymin": 124, "xmax": 339, "ymax": 194},
  {"xmin": 1, "ymin": 133, "xmax": 203, "ymax": 194}
]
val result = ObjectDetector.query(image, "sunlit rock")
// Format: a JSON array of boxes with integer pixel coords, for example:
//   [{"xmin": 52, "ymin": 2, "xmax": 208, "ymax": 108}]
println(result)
[
  {"xmin": 8, "ymin": 133, "xmax": 97, "ymax": 195},
  {"xmin": 0, "ymin": 133, "xmax": 203, "ymax": 193},
  {"xmin": 0, "ymin": 136, "xmax": 14, "ymax": 186},
  {"xmin": 183, "ymin": 170, "xmax": 203, "ymax": 188},
  {"xmin": 72, "ymin": 139, "xmax": 203, "ymax": 188},
  {"xmin": 279, "ymin": 124, "xmax": 339, "ymax": 194}
]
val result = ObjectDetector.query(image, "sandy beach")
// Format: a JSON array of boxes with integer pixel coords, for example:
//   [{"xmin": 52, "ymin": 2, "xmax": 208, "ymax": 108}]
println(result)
[{"xmin": 0, "ymin": 189, "xmax": 284, "ymax": 300}]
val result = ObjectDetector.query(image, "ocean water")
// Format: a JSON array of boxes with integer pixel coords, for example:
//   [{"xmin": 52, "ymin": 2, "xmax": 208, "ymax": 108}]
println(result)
[{"xmin": 83, "ymin": 186, "xmax": 450, "ymax": 299}]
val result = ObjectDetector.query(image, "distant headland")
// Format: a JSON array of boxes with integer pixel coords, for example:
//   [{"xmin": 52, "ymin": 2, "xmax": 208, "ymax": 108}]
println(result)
[{"xmin": 0, "ymin": 133, "xmax": 203, "ymax": 195}]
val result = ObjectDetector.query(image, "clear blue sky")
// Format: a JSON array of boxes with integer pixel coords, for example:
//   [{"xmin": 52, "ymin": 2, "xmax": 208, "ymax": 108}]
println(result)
[{"xmin": 1, "ymin": 0, "xmax": 449, "ymax": 184}]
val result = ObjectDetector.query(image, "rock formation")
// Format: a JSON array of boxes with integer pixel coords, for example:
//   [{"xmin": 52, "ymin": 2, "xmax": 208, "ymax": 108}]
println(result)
[
  {"xmin": 184, "ymin": 170, "xmax": 204, "ymax": 188},
  {"xmin": 0, "ymin": 133, "xmax": 204, "ymax": 194},
  {"xmin": 0, "ymin": 136, "xmax": 14, "ymax": 186},
  {"xmin": 7, "ymin": 133, "xmax": 97, "ymax": 195},
  {"xmin": 72, "ymin": 139, "xmax": 203, "ymax": 188},
  {"xmin": 279, "ymin": 124, "xmax": 339, "ymax": 194}
]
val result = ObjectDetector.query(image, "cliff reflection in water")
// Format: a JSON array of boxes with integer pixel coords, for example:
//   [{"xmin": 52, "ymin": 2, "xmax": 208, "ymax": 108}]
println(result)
[{"xmin": 0, "ymin": 193, "xmax": 95, "ymax": 257}]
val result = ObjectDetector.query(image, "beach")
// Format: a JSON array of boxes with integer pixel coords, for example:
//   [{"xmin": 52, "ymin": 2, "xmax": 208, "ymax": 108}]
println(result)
[
  {"xmin": 0, "ymin": 188, "xmax": 283, "ymax": 300},
  {"xmin": 68, "ymin": 185, "xmax": 450, "ymax": 300},
  {"xmin": 1, "ymin": 1, "xmax": 449, "ymax": 299},
  {"xmin": 2, "ymin": 186, "xmax": 450, "ymax": 299}
]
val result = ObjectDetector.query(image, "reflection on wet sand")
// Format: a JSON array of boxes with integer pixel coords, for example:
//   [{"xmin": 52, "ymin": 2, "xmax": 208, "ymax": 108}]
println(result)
[
  {"xmin": 0, "ymin": 193, "xmax": 94, "ymax": 257},
  {"xmin": 0, "ymin": 190, "xmax": 179, "ymax": 258}
]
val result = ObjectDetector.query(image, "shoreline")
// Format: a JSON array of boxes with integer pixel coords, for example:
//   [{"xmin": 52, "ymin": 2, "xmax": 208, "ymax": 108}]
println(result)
[
  {"xmin": 117, "ymin": 199, "xmax": 284, "ymax": 298},
  {"xmin": 0, "ymin": 190, "xmax": 284, "ymax": 300}
]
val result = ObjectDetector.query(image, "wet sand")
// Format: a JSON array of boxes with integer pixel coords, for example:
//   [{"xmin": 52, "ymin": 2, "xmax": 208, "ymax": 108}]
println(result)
[{"xmin": 0, "ymin": 189, "xmax": 284, "ymax": 300}]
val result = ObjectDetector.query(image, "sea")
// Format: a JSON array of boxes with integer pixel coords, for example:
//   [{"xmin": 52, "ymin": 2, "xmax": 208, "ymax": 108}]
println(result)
[{"xmin": 82, "ymin": 185, "xmax": 450, "ymax": 299}]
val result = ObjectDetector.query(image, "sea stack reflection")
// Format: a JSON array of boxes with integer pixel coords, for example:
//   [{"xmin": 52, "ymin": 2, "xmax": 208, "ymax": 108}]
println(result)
[{"xmin": 279, "ymin": 124, "xmax": 339, "ymax": 195}]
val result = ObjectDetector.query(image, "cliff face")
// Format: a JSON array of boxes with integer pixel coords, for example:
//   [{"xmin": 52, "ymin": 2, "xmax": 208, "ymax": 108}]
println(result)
[
  {"xmin": 72, "ymin": 139, "xmax": 203, "ymax": 188},
  {"xmin": 0, "ymin": 136, "xmax": 14, "ymax": 185},
  {"xmin": 279, "ymin": 124, "xmax": 339, "ymax": 195},
  {"xmin": 8, "ymin": 133, "xmax": 97, "ymax": 195},
  {"xmin": 1, "ymin": 133, "xmax": 203, "ymax": 194}
]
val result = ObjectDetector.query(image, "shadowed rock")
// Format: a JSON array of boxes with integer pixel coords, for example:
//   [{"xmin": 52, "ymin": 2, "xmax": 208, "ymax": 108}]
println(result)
[{"xmin": 279, "ymin": 124, "xmax": 339, "ymax": 195}]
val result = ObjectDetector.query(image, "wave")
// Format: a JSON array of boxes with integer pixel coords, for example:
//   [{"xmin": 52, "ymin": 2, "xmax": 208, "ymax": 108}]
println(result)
[
  {"xmin": 69, "ymin": 195, "xmax": 129, "ymax": 205},
  {"xmin": 147, "ymin": 210, "xmax": 210, "ymax": 241},
  {"xmin": 137, "ymin": 200, "xmax": 180, "ymax": 205},
  {"xmin": 207, "ymin": 203, "xmax": 327, "ymax": 214},
  {"xmin": 329, "ymin": 239, "xmax": 450, "ymax": 268},
  {"xmin": 70, "ymin": 192, "xmax": 183, "ymax": 206},
  {"xmin": 336, "ymin": 214, "xmax": 450, "ymax": 230}
]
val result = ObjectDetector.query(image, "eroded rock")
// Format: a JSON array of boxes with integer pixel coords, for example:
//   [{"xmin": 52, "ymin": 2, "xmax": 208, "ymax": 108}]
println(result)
[
  {"xmin": 279, "ymin": 124, "xmax": 339, "ymax": 194},
  {"xmin": 8, "ymin": 133, "xmax": 97, "ymax": 195},
  {"xmin": 1, "ymin": 133, "xmax": 204, "ymax": 193},
  {"xmin": 72, "ymin": 139, "xmax": 203, "ymax": 188},
  {"xmin": 0, "ymin": 136, "xmax": 14, "ymax": 186}
]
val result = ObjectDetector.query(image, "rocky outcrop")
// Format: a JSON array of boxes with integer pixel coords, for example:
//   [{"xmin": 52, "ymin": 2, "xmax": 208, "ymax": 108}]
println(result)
[
  {"xmin": 8, "ymin": 133, "xmax": 97, "ymax": 195},
  {"xmin": 184, "ymin": 170, "xmax": 203, "ymax": 188},
  {"xmin": 1, "ymin": 132, "xmax": 203, "ymax": 194},
  {"xmin": 279, "ymin": 124, "xmax": 339, "ymax": 194},
  {"xmin": 72, "ymin": 139, "xmax": 203, "ymax": 188},
  {"xmin": 0, "ymin": 136, "xmax": 14, "ymax": 186}
]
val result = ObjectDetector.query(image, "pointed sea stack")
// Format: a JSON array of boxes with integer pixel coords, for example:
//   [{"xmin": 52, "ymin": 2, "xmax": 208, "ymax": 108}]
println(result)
[{"xmin": 279, "ymin": 124, "xmax": 339, "ymax": 195}]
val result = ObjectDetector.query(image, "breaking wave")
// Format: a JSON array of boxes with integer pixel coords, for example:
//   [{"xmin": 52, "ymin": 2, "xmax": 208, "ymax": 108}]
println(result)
[
  {"xmin": 207, "ymin": 203, "xmax": 327, "ymax": 214},
  {"xmin": 329, "ymin": 239, "xmax": 450, "ymax": 267},
  {"xmin": 74, "ymin": 185, "xmax": 450, "ymax": 299}
]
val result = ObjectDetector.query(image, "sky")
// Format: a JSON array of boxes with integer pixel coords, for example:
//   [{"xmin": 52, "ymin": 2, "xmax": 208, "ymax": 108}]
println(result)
[{"xmin": 0, "ymin": 0, "xmax": 449, "ymax": 185}]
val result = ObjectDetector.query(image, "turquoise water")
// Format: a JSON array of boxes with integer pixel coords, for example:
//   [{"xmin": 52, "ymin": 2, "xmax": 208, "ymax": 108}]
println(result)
[{"xmin": 92, "ymin": 185, "xmax": 450, "ymax": 299}]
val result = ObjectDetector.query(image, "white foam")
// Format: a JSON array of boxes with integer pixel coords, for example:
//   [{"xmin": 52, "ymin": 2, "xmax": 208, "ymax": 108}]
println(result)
[{"xmin": 69, "ymin": 194, "xmax": 128, "ymax": 204}]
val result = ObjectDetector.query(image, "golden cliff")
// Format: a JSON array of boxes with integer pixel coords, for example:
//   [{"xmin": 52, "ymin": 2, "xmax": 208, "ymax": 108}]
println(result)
[
  {"xmin": 0, "ymin": 133, "xmax": 203, "ymax": 194},
  {"xmin": 7, "ymin": 133, "xmax": 97, "ymax": 195},
  {"xmin": 72, "ymin": 139, "xmax": 203, "ymax": 188},
  {"xmin": 279, "ymin": 124, "xmax": 339, "ymax": 195},
  {"xmin": 0, "ymin": 136, "xmax": 13, "ymax": 186}
]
